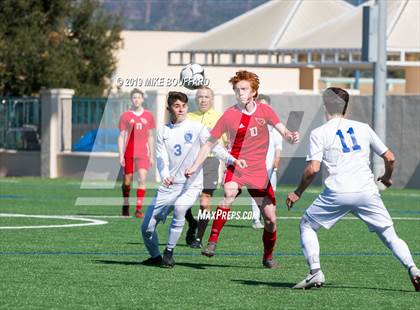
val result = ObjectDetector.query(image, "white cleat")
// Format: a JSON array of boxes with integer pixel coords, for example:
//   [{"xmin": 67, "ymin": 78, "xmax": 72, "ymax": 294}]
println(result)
[
  {"xmin": 251, "ymin": 220, "xmax": 264, "ymax": 229},
  {"xmin": 293, "ymin": 270, "xmax": 325, "ymax": 289}
]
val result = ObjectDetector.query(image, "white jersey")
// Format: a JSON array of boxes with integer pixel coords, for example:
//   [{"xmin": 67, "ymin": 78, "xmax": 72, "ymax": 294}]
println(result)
[
  {"xmin": 306, "ymin": 118, "xmax": 388, "ymax": 193},
  {"xmin": 266, "ymin": 125, "xmax": 283, "ymax": 169},
  {"xmin": 156, "ymin": 118, "xmax": 234, "ymax": 188}
]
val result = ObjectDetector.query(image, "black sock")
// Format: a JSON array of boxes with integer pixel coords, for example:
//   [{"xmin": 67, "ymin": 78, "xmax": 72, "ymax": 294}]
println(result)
[
  {"xmin": 196, "ymin": 218, "xmax": 210, "ymax": 241},
  {"xmin": 185, "ymin": 209, "xmax": 197, "ymax": 227}
]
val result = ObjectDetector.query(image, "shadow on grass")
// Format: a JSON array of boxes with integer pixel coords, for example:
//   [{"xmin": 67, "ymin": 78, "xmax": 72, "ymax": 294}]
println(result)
[
  {"xmin": 232, "ymin": 279, "xmax": 295, "ymax": 289},
  {"xmin": 94, "ymin": 259, "xmax": 258, "ymax": 270},
  {"xmin": 326, "ymin": 284, "xmax": 413, "ymax": 293},
  {"xmin": 125, "ymin": 242, "xmax": 192, "ymax": 248},
  {"xmin": 232, "ymin": 280, "xmax": 414, "ymax": 292}
]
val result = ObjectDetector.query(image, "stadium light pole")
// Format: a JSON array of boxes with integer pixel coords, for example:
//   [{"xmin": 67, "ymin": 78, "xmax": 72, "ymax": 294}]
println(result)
[{"xmin": 372, "ymin": 0, "xmax": 387, "ymax": 179}]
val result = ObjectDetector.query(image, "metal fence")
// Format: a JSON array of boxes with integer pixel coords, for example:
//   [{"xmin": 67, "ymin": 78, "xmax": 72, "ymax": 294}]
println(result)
[
  {"xmin": 72, "ymin": 97, "xmax": 135, "ymax": 152},
  {"xmin": 0, "ymin": 97, "xmax": 41, "ymax": 150}
]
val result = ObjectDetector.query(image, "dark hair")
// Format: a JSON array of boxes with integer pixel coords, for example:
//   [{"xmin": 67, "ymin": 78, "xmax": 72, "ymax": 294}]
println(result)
[
  {"xmin": 130, "ymin": 88, "xmax": 144, "ymax": 99},
  {"xmin": 257, "ymin": 94, "xmax": 271, "ymax": 104},
  {"xmin": 229, "ymin": 70, "xmax": 260, "ymax": 99},
  {"xmin": 167, "ymin": 91, "xmax": 188, "ymax": 106},
  {"xmin": 323, "ymin": 87, "xmax": 349, "ymax": 115}
]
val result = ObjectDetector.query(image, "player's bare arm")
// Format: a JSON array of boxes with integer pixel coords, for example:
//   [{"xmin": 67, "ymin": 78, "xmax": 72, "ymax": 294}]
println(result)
[
  {"xmin": 286, "ymin": 160, "xmax": 321, "ymax": 210},
  {"xmin": 185, "ymin": 139, "xmax": 216, "ymax": 178},
  {"xmin": 378, "ymin": 150, "xmax": 395, "ymax": 187},
  {"xmin": 274, "ymin": 122, "xmax": 300, "ymax": 144},
  {"xmin": 148, "ymin": 129, "xmax": 155, "ymax": 167},
  {"xmin": 118, "ymin": 130, "xmax": 126, "ymax": 166},
  {"xmin": 185, "ymin": 137, "xmax": 246, "ymax": 177}
]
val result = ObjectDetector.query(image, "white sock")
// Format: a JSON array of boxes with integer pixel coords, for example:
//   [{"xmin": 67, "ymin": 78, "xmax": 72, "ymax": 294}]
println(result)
[
  {"xmin": 300, "ymin": 217, "xmax": 321, "ymax": 271},
  {"xmin": 167, "ymin": 217, "xmax": 185, "ymax": 250},
  {"xmin": 376, "ymin": 226, "xmax": 415, "ymax": 270},
  {"xmin": 251, "ymin": 198, "xmax": 260, "ymax": 221}
]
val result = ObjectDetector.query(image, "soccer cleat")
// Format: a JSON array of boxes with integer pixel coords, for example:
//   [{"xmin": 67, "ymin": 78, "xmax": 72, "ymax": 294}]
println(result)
[
  {"xmin": 122, "ymin": 205, "xmax": 130, "ymax": 217},
  {"xmin": 134, "ymin": 210, "xmax": 144, "ymax": 218},
  {"xmin": 409, "ymin": 266, "xmax": 420, "ymax": 292},
  {"xmin": 161, "ymin": 248, "xmax": 175, "ymax": 268},
  {"xmin": 190, "ymin": 239, "xmax": 202, "ymax": 249},
  {"xmin": 251, "ymin": 220, "xmax": 264, "ymax": 229},
  {"xmin": 141, "ymin": 255, "xmax": 162, "ymax": 266},
  {"xmin": 185, "ymin": 225, "xmax": 197, "ymax": 246},
  {"xmin": 262, "ymin": 258, "xmax": 279, "ymax": 269},
  {"xmin": 293, "ymin": 270, "xmax": 325, "ymax": 289},
  {"xmin": 201, "ymin": 241, "xmax": 217, "ymax": 257}
]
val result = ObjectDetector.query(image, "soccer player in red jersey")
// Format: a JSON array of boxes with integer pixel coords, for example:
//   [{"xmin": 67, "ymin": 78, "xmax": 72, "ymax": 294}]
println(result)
[
  {"xmin": 186, "ymin": 70, "xmax": 299, "ymax": 268},
  {"xmin": 118, "ymin": 89, "xmax": 155, "ymax": 218}
]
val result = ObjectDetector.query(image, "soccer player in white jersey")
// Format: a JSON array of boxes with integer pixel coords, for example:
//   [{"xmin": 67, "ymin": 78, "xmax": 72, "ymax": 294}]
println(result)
[
  {"xmin": 140, "ymin": 91, "xmax": 244, "ymax": 268},
  {"xmin": 251, "ymin": 94, "xmax": 282, "ymax": 229},
  {"xmin": 286, "ymin": 87, "xmax": 420, "ymax": 291}
]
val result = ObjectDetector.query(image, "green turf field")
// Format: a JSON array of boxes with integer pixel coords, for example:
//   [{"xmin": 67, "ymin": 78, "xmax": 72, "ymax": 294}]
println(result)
[{"xmin": 1, "ymin": 177, "xmax": 419, "ymax": 309}]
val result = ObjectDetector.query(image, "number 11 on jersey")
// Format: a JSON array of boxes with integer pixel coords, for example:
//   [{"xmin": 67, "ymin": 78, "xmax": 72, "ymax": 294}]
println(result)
[{"xmin": 336, "ymin": 127, "xmax": 361, "ymax": 153}]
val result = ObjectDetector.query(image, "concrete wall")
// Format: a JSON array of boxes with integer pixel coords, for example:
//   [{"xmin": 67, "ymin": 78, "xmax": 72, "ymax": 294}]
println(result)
[{"xmin": 0, "ymin": 150, "xmax": 40, "ymax": 176}]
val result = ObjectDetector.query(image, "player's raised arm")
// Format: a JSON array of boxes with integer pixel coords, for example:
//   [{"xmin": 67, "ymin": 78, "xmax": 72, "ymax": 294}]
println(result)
[{"xmin": 286, "ymin": 160, "xmax": 320, "ymax": 210}]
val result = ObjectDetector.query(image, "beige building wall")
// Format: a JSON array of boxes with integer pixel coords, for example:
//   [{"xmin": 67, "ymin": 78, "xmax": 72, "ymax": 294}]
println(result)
[{"xmin": 114, "ymin": 31, "xmax": 300, "ymax": 95}]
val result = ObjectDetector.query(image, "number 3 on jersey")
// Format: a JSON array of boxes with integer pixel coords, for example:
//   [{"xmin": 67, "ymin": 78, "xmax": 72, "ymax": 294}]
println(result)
[
  {"xmin": 174, "ymin": 144, "xmax": 182, "ymax": 156},
  {"xmin": 336, "ymin": 127, "xmax": 361, "ymax": 153}
]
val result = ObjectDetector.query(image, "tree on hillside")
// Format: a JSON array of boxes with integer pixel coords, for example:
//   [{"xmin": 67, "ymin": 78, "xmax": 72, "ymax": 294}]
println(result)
[{"xmin": 0, "ymin": 0, "xmax": 122, "ymax": 96}]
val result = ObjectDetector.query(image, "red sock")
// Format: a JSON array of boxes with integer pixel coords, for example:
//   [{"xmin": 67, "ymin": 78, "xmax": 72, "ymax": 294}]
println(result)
[
  {"xmin": 208, "ymin": 206, "xmax": 230, "ymax": 243},
  {"xmin": 122, "ymin": 184, "xmax": 131, "ymax": 205},
  {"xmin": 262, "ymin": 229, "xmax": 277, "ymax": 260},
  {"xmin": 136, "ymin": 189, "xmax": 146, "ymax": 211}
]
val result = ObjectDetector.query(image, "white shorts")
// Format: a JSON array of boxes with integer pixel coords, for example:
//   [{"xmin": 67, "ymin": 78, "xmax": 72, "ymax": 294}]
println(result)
[
  {"xmin": 146, "ymin": 184, "xmax": 201, "ymax": 223},
  {"xmin": 304, "ymin": 190, "xmax": 393, "ymax": 232}
]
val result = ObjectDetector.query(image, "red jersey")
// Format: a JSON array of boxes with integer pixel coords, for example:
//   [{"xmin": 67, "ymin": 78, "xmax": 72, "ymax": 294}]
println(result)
[
  {"xmin": 119, "ymin": 109, "xmax": 155, "ymax": 158},
  {"xmin": 210, "ymin": 102, "xmax": 280, "ymax": 168}
]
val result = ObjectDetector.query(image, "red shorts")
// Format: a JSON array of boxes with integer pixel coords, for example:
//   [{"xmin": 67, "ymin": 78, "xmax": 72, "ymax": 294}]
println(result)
[
  {"xmin": 224, "ymin": 164, "xmax": 276, "ymax": 205},
  {"xmin": 124, "ymin": 157, "xmax": 150, "ymax": 174}
]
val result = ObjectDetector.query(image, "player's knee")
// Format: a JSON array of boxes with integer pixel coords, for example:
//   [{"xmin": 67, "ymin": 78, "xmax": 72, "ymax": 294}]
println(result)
[
  {"xmin": 174, "ymin": 205, "xmax": 188, "ymax": 219},
  {"xmin": 263, "ymin": 216, "xmax": 276, "ymax": 228},
  {"xmin": 300, "ymin": 217, "xmax": 319, "ymax": 234},
  {"xmin": 123, "ymin": 175, "xmax": 133, "ymax": 185}
]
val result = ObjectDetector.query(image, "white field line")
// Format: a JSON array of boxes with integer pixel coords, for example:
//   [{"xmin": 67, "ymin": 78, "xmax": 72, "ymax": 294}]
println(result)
[{"xmin": 0, "ymin": 213, "xmax": 108, "ymax": 229}]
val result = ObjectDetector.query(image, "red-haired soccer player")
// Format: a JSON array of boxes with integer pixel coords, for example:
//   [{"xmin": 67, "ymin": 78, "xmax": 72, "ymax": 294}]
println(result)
[
  {"xmin": 118, "ymin": 89, "xmax": 155, "ymax": 218},
  {"xmin": 186, "ymin": 70, "xmax": 299, "ymax": 268}
]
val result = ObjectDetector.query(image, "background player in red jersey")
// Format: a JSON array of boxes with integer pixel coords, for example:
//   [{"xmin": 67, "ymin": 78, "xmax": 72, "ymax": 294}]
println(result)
[
  {"xmin": 118, "ymin": 89, "xmax": 155, "ymax": 218},
  {"xmin": 186, "ymin": 71, "xmax": 299, "ymax": 268}
]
